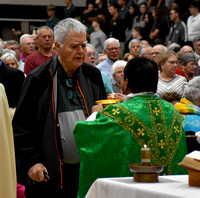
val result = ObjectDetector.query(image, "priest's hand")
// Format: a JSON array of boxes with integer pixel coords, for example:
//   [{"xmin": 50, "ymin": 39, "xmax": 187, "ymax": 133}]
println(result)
[{"xmin": 92, "ymin": 103, "xmax": 103, "ymax": 112}]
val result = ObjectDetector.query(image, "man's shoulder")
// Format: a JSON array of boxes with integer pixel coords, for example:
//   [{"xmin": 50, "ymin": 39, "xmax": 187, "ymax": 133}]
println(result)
[
  {"xmin": 28, "ymin": 56, "xmax": 56, "ymax": 77},
  {"xmin": 81, "ymin": 63, "xmax": 101, "ymax": 75},
  {"xmin": 25, "ymin": 51, "xmax": 40, "ymax": 60},
  {"xmin": 81, "ymin": 63, "xmax": 105, "ymax": 85},
  {"xmin": 96, "ymin": 59, "xmax": 111, "ymax": 69}
]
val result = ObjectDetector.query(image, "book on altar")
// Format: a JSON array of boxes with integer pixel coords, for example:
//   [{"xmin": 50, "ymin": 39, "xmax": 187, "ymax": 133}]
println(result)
[{"xmin": 179, "ymin": 150, "xmax": 200, "ymax": 171}]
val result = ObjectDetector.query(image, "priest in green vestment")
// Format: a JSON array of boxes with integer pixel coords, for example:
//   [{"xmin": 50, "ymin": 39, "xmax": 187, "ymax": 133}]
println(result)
[{"xmin": 74, "ymin": 57, "xmax": 187, "ymax": 198}]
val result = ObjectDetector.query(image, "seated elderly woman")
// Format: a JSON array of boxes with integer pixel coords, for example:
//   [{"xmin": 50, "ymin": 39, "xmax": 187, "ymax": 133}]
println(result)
[
  {"xmin": 156, "ymin": 50, "xmax": 187, "ymax": 97},
  {"xmin": 111, "ymin": 60, "xmax": 127, "ymax": 93},
  {"xmin": 175, "ymin": 76, "xmax": 200, "ymax": 133},
  {"xmin": 1, "ymin": 52, "xmax": 19, "ymax": 69},
  {"xmin": 177, "ymin": 52, "xmax": 197, "ymax": 82},
  {"xmin": 108, "ymin": 60, "xmax": 127, "ymax": 102},
  {"xmin": 74, "ymin": 57, "xmax": 187, "ymax": 198}
]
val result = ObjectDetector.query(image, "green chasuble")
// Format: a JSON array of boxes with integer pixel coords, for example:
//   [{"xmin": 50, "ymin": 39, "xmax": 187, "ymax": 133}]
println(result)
[{"xmin": 74, "ymin": 95, "xmax": 187, "ymax": 198}]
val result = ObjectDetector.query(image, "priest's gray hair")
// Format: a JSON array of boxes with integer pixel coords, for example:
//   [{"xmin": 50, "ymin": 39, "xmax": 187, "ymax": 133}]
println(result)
[
  {"xmin": 104, "ymin": 38, "xmax": 120, "ymax": 50},
  {"xmin": 54, "ymin": 18, "xmax": 87, "ymax": 44},
  {"xmin": 184, "ymin": 76, "xmax": 200, "ymax": 105}
]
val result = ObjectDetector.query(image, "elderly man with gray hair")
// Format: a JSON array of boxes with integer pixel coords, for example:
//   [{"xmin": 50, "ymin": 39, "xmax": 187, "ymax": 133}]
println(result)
[
  {"xmin": 96, "ymin": 37, "xmax": 121, "ymax": 84},
  {"xmin": 13, "ymin": 18, "xmax": 106, "ymax": 198},
  {"xmin": 24, "ymin": 26, "xmax": 57, "ymax": 75},
  {"xmin": 19, "ymin": 34, "xmax": 35, "ymax": 62},
  {"xmin": 128, "ymin": 38, "xmax": 142, "ymax": 58},
  {"xmin": 152, "ymin": 44, "xmax": 168, "ymax": 63}
]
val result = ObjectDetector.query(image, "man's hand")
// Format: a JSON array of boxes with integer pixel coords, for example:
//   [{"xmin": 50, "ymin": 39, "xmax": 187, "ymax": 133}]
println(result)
[
  {"xmin": 28, "ymin": 163, "xmax": 48, "ymax": 182},
  {"xmin": 92, "ymin": 103, "xmax": 104, "ymax": 112}
]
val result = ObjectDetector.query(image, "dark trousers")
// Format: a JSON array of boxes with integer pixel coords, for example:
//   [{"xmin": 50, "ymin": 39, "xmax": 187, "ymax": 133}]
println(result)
[{"xmin": 25, "ymin": 163, "xmax": 80, "ymax": 198}]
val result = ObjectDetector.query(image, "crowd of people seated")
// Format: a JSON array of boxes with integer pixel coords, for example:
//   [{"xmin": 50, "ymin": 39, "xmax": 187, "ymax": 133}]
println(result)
[{"xmin": 1, "ymin": 1, "xmax": 200, "ymax": 198}]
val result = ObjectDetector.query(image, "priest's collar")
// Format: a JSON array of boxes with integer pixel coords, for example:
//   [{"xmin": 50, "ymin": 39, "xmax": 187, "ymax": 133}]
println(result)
[{"xmin": 125, "ymin": 92, "xmax": 155, "ymax": 102}]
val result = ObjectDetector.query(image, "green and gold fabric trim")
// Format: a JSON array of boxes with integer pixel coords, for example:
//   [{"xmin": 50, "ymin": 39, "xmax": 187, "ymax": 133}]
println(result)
[{"xmin": 101, "ymin": 98, "xmax": 183, "ymax": 175}]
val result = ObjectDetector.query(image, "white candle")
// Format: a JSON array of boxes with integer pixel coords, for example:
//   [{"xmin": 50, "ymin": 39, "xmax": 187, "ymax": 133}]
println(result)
[{"xmin": 141, "ymin": 144, "xmax": 151, "ymax": 164}]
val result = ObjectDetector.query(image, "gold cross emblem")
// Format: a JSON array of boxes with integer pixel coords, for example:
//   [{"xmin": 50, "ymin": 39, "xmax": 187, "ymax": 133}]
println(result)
[
  {"xmin": 159, "ymin": 140, "xmax": 165, "ymax": 149},
  {"xmin": 153, "ymin": 107, "xmax": 160, "ymax": 116},
  {"xmin": 112, "ymin": 108, "xmax": 120, "ymax": 115},
  {"xmin": 174, "ymin": 126, "xmax": 180, "ymax": 134},
  {"xmin": 137, "ymin": 128, "xmax": 145, "ymax": 136}
]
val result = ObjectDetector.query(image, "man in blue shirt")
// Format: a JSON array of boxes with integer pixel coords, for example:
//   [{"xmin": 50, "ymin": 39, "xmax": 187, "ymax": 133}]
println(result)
[{"xmin": 96, "ymin": 38, "xmax": 121, "ymax": 85}]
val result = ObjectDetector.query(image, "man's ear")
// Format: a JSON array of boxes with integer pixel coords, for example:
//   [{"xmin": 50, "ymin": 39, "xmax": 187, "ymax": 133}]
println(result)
[
  {"xmin": 54, "ymin": 41, "xmax": 60, "ymax": 52},
  {"xmin": 35, "ymin": 35, "xmax": 39, "ymax": 41},
  {"xmin": 103, "ymin": 49, "xmax": 107, "ymax": 55},
  {"xmin": 124, "ymin": 79, "xmax": 129, "ymax": 91},
  {"xmin": 121, "ymin": 78, "xmax": 129, "ymax": 94}
]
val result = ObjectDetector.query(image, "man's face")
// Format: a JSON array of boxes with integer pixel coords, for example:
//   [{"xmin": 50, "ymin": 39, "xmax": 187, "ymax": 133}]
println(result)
[
  {"xmin": 56, "ymin": 30, "xmax": 87, "ymax": 73},
  {"xmin": 118, "ymin": 0, "xmax": 124, "ymax": 7},
  {"xmin": 37, "ymin": 29, "xmax": 54, "ymax": 50},
  {"xmin": 21, "ymin": 37, "xmax": 36, "ymax": 57},
  {"xmin": 105, "ymin": 41, "xmax": 120, "ymax": 61},
  {"xmin": 85, "ymin": 46, "xmax": 96, "ymax": 66},
  {"xmin": 142, "ymin": 47, "xmax": 153, "ymax": 60},
  {"xmin": 170, "ymin": 10, "xmax": 177, "ymax": 21},
  {"xmin": 6, "ymin": 44, "xmax": 20, "ymax": 61},
  {"xmin": 130, "ymin": 42, "xmax": 141, "ymax": 57},
  {"xmin": 132, "ymin": 29, "xmax": 138, "ymax": 39},
  {"xmin": 47, "ymin": 10, "xmax": 55, "ymax": 17},
  {"xmin": 181, "ymin": 46, "xmax": 193, "ymax": 54},
  {"xmin": 194, "ymin": 41, "xmax": 200, "ymax": 55},
  {"xmin": 152, "ymin": 45, "xmax": 163, "ymax": 62},
  {"xmin": 108, "ymin": 6, "xmax": 116, "ymax": 16},
  {"xmin": 64, "ymin": 0, "xmax": 71, "ymax": 5},
  {"xmin": 189, "ymin": 5, "xmax": 198, "ymax": 15},
  {"xmin": 92, "ymin": 21, "xmax": 98, "ymax": 28}
]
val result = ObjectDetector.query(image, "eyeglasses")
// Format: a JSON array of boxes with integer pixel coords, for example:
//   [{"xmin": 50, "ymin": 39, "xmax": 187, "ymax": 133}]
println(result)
[
  {"xmin": 24, "ymin": 42, "xmax": 35, "ymax": 46},
  {"xmin": 66, "ymin": 78, "xmax": 73, "ymax": 100},
  {"xmin": 106, "ymin": 47, "xmax": 119, "ymax": 51},
  {"xmin": 86, "ymin": 53, "xmax": 95, "ymax": 57}
]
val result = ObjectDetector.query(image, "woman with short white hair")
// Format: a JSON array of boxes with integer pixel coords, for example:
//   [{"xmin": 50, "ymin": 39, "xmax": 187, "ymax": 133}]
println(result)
[
  {"xmin": 111, "ymin": 60, "xmax": 127, "ymax": 93},
  {"xmin": 1, "ymin": 53, "xmax": 19, "ymax": 69}
]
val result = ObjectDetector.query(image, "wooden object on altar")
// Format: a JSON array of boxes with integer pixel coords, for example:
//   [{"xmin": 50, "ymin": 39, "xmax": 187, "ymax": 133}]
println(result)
[
  {"xmin": 129, "ymin": 163, "xmax": 164, "ymax": 182},
  {"xmin": 129, "ymin": 144, "xmax": 164, "ymax": 183},
  {"xmin": 179, "ymin": 150, "xmax": 200, "ymax": 187},
  {"xmin": 188, "ymin": 169, "xmax": 200, "ymax": 186}
]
